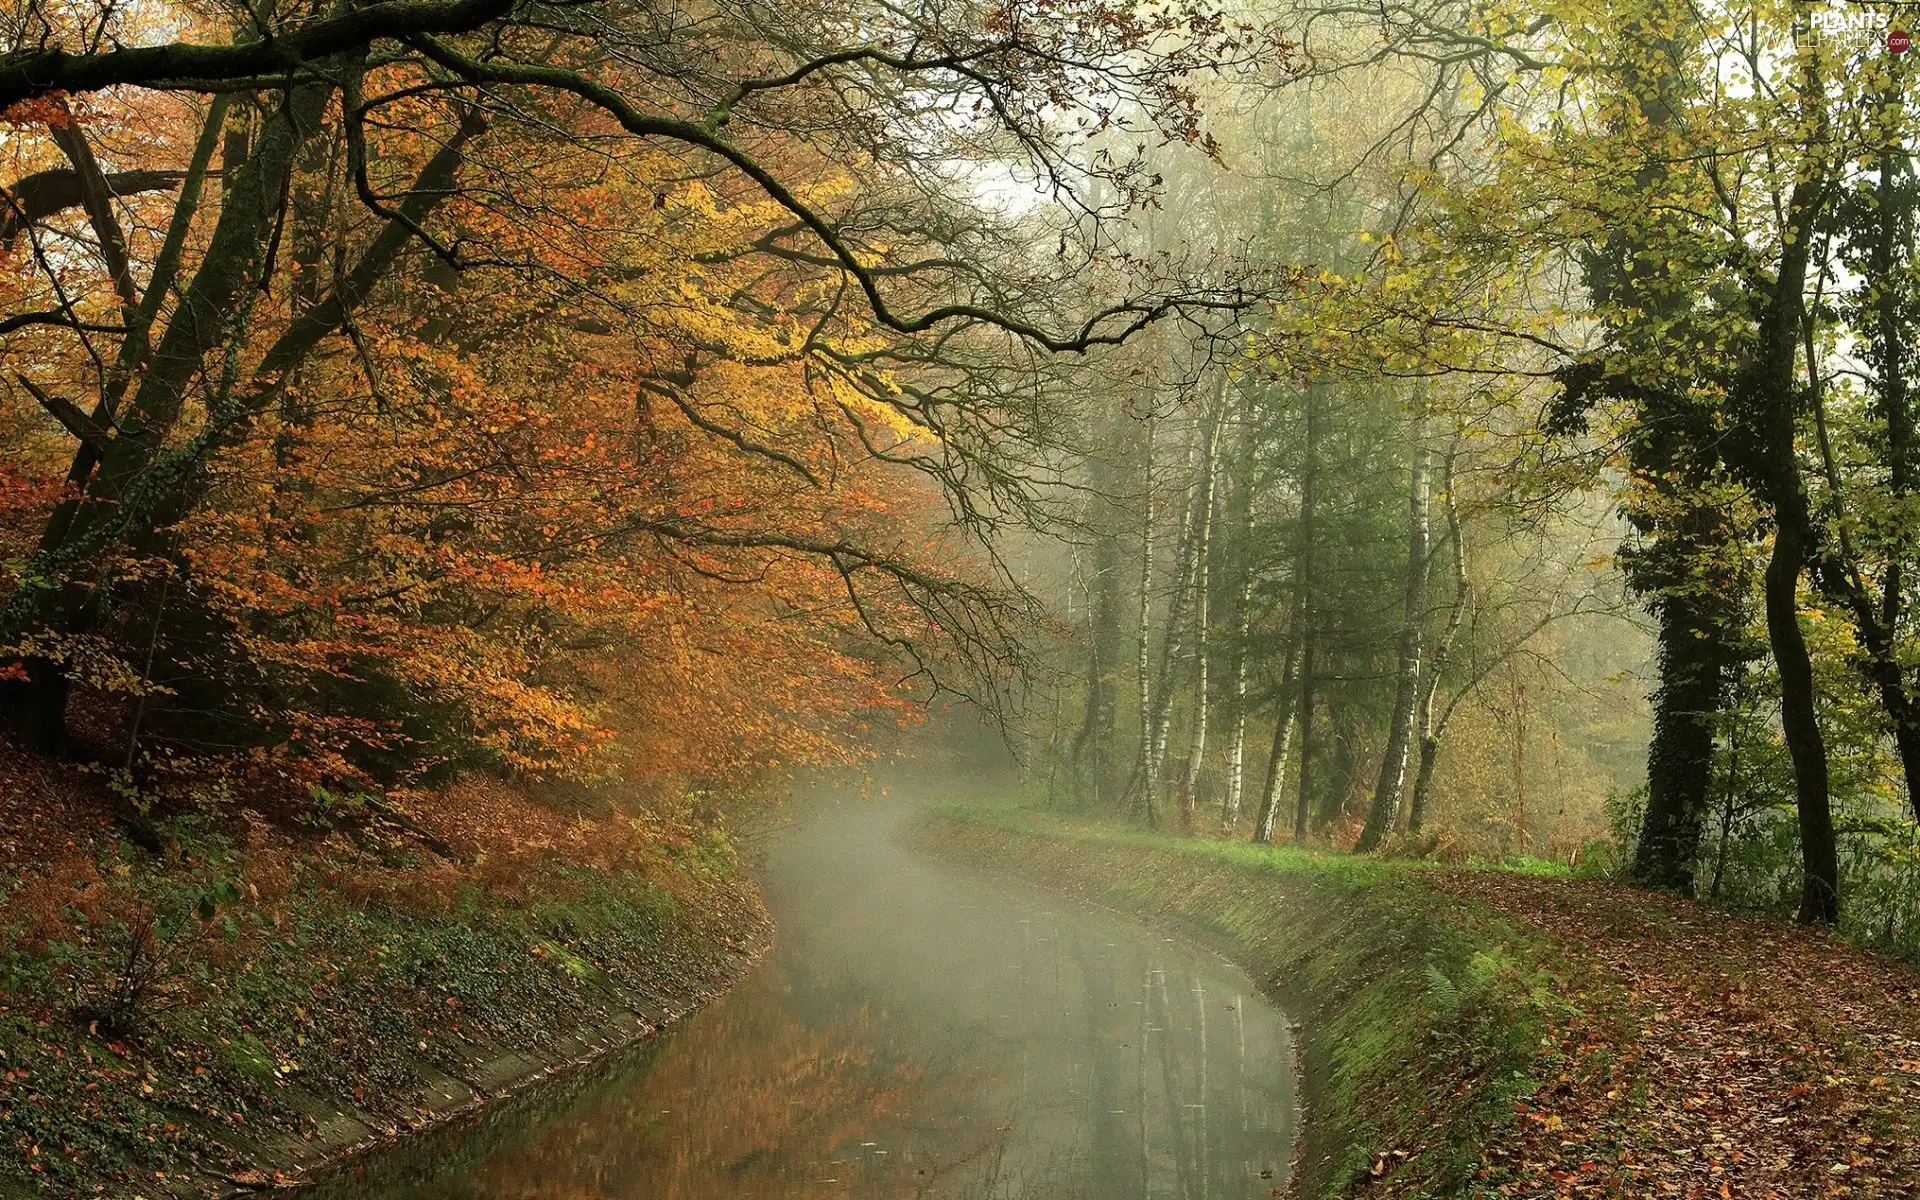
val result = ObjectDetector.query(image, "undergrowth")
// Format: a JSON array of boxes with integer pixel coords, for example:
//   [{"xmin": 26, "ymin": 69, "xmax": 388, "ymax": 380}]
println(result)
[{"xmin": 0, "ymin": 798, "xmax": 765, "ymax": 1197}]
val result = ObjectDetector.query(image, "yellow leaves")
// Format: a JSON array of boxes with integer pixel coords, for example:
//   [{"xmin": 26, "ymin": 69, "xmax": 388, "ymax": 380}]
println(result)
[{"xmin": 0, "ymin": 631, "xmax": 173, "ymax": 697}]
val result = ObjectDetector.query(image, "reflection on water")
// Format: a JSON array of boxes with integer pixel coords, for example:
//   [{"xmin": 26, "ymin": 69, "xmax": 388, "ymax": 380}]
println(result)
[{"xmin": 295, "ymin": 805, "xmax": 1295, "ymax": 1199}]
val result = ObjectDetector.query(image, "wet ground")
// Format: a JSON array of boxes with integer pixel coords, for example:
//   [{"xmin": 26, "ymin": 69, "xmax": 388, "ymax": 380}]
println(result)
[{"xmin": 294, "ymin": 802, "xmax": 1296, "ymax": 1199}]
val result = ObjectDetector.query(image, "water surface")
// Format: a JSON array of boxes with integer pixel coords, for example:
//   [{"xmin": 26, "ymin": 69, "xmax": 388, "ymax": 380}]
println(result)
[{"xmin": 296, "ymin": 804, "xmax": 1296, "ymax": 1199}]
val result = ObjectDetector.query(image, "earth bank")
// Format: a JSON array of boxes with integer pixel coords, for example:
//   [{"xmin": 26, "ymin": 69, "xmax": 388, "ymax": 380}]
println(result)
[
  {"xmin": 911, "ymin": 803, "xmax": 1920, "ymax": 1198},
  {"xmin": 0, "ymin": 765, "xmax": 768, "ymax": 1199}
]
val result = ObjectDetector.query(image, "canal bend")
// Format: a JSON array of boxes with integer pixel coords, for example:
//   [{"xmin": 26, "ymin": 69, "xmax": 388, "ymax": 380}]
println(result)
[{"xmin": 296, "ymin": 803, "xmax": 1297, "ymax": 1199}]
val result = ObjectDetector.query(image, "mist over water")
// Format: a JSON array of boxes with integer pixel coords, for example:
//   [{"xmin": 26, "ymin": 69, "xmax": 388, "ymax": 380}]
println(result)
[{"xmin": 295, "ymin": 796, "xmax": 1296, "ymax": 1199}]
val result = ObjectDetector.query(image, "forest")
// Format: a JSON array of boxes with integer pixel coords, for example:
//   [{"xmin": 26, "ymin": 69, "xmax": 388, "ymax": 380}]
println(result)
[
  {"xmin": 3, "ymin": 0, "xmax": 1920, "ymax": 1191},
  {"xmin": 1018, "ymin": 4, "xmax": 1920, "ymax": 945}
]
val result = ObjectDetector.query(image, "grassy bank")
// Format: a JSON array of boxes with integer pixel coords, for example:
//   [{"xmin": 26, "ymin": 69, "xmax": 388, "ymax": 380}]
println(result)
[
  {"xmin": 0, "ymin": 771, "xmax": 768, "ymax": 1199},
  {"xmin": 912, "ymin": 802, "xmax": 1920, "ymax": 1198}
]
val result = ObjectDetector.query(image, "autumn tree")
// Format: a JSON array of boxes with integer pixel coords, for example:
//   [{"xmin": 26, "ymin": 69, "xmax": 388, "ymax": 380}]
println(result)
[{"xmin": 0, "ymin": 0, "xmax": 1274, "ymax": 803}]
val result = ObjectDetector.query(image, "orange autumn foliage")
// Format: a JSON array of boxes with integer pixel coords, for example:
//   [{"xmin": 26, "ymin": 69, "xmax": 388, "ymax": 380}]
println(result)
[{"xmin": 0, "ymin": 77, "xmax": 996, "ymax": 798}]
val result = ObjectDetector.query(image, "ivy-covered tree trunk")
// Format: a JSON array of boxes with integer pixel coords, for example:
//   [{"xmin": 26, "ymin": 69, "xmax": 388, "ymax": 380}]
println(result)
[{"xmin": 1631, "ymin": 584, "xmax": 1733, "ymax": 889}]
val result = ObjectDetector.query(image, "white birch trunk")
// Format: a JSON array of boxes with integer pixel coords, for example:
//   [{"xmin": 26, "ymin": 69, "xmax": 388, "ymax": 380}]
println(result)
[
  {"xmin": 1222, "ymin": 571, "xmax": 1252, "ymax": 832},
  {"xmin": 1178, "ymin": 387, "xmax": 1224, "ymax": 829},
  {"xmin": 1137, "ymin": 415, "xmax": 1157, "ymax": 818}
]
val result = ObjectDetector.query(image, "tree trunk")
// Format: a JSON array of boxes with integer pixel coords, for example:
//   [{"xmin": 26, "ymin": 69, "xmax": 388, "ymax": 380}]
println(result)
[
  {"xmin": 1743, "ymin": 162, "xmax": 1838, "ymax": 923},
  {"xmin": 1070, "ymin": 542, "xmax": 1116, "ymax": 808},
  {"xmin": 63, "ymin": 84, "xmax": 334, "ymax": 531},
  {"xmin": 1708, "ymin": 150, "xmax": 1837, "ymax": 923},
  {"xmin": 1766, "ymin": 521, "xmax": 1839, "ymax": 923},
  {"xmin": 43, "ymin": 95, "xmax": 231, "ymax": 550},
  {"xmin": 1221, "ymin": 389, "xmax": 1258, "ymax": 833},
  {"xmin": 1, "ymin": 93, "xmax": 489, "ymax": 754},
  {"xmin": 1145, "ymin": 424, "xmax": 1206, "ymax": 824},
  {"xmin": 1, "ymin": 82, "xmax": 336, "ymax": 748},
  {"xmin": 1251, "ymin": 572, "xmax": 1297, "ymax": 840},
  {"xmin": 45, "ymin": 99, "xmax": 141, "ymax": 316},
  {"xmin": 152, "ymin": 107, "xmax": 489, "ymax": 533},
  {"xmin": 1508, "ymin": 665, "xmax": 1528, "ymax": 853},
  {"xmin": 1252, "ymin": 637, "xmax": 1301, "ymax": 843},
  {"xmin": 1804, "ymin": 102, "xmax": 1920, "ymax": 824},
  {"xmin": 1866, "ymin": 114, "xmax": 1920, "ymax": 821},
  {"xmin": 1177, "ymin": 388, "xmax": 1224, "ymax": 829},
  {"xmin": 1222, "ymin": 572, "xmax": 1252, "ymax": 833},
  {"xmin": 1357, "ymin": 429, "xmax": 1431, "ymax": 852},
  {"xmin": 1291, "ymin": 386, "xmax": 1321, "ymax": 842},
  {"xmin": 1136, "ymin": 415, "xmax": 1157, "ymax": 820},
  {"xmin": 1407, "ymin": 729, "xmax": 1440, "ymax": 836},
  {"xmin": 1568, "ymin": 3, "xmax": 1747, "ymax": 900},
  {"xmin": 1707, "ymin": 712, "xmax": 1745, "ymax": 901},
  {"xmin": 1407, "ymin": 447, "xmax": 1466, "ymax": 834},
  {"xmin": 1069, "ymin": 411, "xmax": 1128, "ymax": 814},
  {"xmin": 1630, "ymin": 586, "xmax": 1735, "ymax": 889}
]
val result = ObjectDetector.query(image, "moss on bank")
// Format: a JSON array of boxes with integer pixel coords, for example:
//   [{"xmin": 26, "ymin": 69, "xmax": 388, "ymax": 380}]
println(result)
[
  {"xmin": 909, "ymin": 804, "xmax": 1619, "ymax": 1200},
  {"xmin": 0, "ymin": 807, "xmax": 768, "ymax": 1198}
]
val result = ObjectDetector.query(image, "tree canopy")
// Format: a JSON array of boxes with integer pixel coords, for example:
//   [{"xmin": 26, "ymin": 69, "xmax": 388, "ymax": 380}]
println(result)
[{"xmin": 6, "ymin": 0, "xmax": 1920, "ymax": 947}]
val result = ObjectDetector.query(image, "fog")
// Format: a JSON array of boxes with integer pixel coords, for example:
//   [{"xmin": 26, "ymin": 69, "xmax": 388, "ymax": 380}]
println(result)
[{"xmin": 294, "ymin": 790, "xmax": 1296, "ymax": 1199}]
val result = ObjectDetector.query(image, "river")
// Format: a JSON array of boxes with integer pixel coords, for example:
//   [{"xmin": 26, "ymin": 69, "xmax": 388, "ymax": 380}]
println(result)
[{"xmin": 292, "ymin": 803, "xmax": 1296, "ymax": 1199}]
